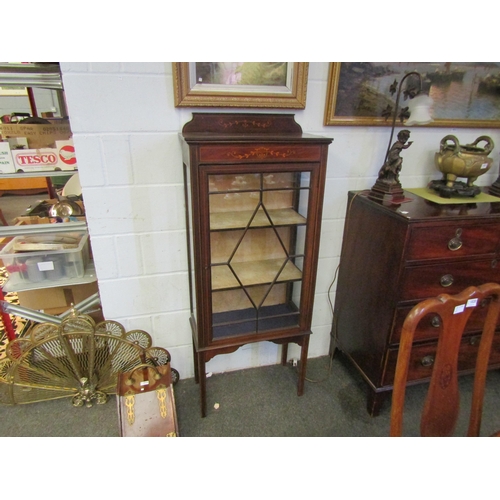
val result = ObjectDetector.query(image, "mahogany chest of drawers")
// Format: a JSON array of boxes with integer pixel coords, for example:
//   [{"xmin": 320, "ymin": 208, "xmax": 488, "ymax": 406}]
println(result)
[{"xmin": 333, "ymin": 190, "xmax": 500, "ymax": 416}]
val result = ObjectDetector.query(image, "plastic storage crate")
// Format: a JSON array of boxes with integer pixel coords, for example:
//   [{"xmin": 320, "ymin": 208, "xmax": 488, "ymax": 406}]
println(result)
[{"xmin": 1, "ymin": 231, "xmax": 89, "ymax": 285}]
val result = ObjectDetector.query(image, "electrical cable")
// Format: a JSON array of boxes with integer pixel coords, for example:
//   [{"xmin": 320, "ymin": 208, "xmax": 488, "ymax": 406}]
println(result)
[{"xmin": 301, "ymin": 189, "xmax": 370, "ymax": 383}]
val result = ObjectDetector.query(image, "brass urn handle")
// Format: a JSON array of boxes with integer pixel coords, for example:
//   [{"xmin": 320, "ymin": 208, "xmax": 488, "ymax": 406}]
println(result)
[
  {"xmin": 440, "ymin": 274, "xmax": 454, "ymax": 287},
  {"xmin": 440, "ymin": 135, "xmax": 460, "ymax": 153},
  {"xmin": 448, "ymin": 228, "xmax": 463, "ymax": 251},
  {"xmin": 421, "ymin": 355, "xmax": 435, "ymax": 367},
  {"xmin": 471, "ymin": 135, "xmax": 494, "ymax": 155}
]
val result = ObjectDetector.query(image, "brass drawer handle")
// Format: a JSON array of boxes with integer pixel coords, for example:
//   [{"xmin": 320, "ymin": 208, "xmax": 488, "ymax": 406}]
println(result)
[
  {"xmin": 440, "ymin": 274, "xmax": 454, "ymax": 287},
  {"xmin": 431, "ymin": 315, "xmax": 441, "ymax": 328},
  {"xmin": 421, "ymin": 355, "xmax": 435, "ymax": 367},
  {"xmin": 447, "ymin": 228, "xmax": 463, "ymax": 251}
]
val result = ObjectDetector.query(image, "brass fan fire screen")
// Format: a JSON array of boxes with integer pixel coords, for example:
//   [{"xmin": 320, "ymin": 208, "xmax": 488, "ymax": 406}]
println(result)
[{"xmin": 0, "ymin": 312, "xmax": 177, "ymax": 407}]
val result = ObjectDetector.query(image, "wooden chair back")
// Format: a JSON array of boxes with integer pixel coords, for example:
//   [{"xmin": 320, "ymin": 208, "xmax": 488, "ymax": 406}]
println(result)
[{"xmin": 390, "ymin": 282, "xmax": 500, "ymax": 437}]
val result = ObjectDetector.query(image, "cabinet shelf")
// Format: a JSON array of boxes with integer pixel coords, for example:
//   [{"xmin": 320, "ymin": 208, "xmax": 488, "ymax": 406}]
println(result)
[
  {"xmin": 212, "ymin": 303, "xmax": 300, "ymax": 339},
  {"xmin": 211, "ymin": 258, "xmax": 302, "ymax": 291},
  {"xmin": 210, "ymin": 208, "xmax": 306, "ymax": 231}
]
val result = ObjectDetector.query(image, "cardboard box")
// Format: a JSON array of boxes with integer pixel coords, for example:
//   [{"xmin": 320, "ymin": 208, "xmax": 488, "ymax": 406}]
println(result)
[
  {"xmin": 0, "ymin": 122, "xmax": 72, "ymax": 149},
  {"xmin": 11, "ymin": 147, "xmax": 59, "ymax": 172},
  {"xmin": 16, "ymin": 281, "xmax": 99, "ymax": 315},
  {"xmin": 0, "ymin": 141, "xmax": 15, "ymax": 173},
  {"xmin": 7, "ymin": 137, "xmax": 28, "ymax": 149},
  {"xmin": 10, "ymin": 140, "xmax": 78, "ymax": 172},
  {"xmin": 55, "ymin": 140, "xmax": 77, "ymax": 169}
]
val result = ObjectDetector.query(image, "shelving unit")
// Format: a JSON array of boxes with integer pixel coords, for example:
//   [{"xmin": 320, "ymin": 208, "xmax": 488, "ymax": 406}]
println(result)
[
  {"xmin": 0, "ymin": 63, "xmax": 95, "ymax": 341},
  {"xmin": 0, "ymin": 170, "xmax": 73, "ymax": 179}
]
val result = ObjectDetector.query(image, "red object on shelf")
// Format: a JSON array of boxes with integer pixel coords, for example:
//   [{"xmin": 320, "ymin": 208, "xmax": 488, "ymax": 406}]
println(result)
[{"xmin": 0, "ymin": 286, "xmax": 17, "ymax": 341}]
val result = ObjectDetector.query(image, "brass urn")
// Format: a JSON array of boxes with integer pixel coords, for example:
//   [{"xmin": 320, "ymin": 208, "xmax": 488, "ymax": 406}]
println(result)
[{"xmin": 431, "ymin": 135, "xmax": 494, "ymax": 197}]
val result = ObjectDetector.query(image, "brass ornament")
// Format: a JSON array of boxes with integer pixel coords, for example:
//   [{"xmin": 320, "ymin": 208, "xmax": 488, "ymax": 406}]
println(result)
[
  {"xmin": 156, "ymin": 386, "xmax": 168, "ymax": 418},
  {"xmin": 0, "ymin": 311, "xmax": 172, "ymax": 407},
  {"xmin": 431, "ymin": 135, "xmax": 495, "ymax": 198},
  {"xmin": 125, "ymin": 394, "xmax": 135, "ymax": 425}
]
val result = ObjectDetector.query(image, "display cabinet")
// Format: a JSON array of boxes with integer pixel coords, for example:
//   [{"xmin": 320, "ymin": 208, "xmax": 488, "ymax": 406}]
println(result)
[{"xmin": 180, "ymin": 113, "xmax": 332, "ymax": 416}]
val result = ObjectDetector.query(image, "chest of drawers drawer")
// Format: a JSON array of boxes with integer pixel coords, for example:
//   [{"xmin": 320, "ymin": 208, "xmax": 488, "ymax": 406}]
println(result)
[
  {"xmin": 390, "ymin": 299, "xmax": 500, "ymax": 344},
  {"xmin": 400, "ymin": 258, "xmax": 500, "ymax": 301},
  {"xmin": 383, "ymin": 332, "xmax": 500, "ymax": 386},
  {"xmin": 406, "ymin": 222, "xmax": 500, "ymax": 261}
]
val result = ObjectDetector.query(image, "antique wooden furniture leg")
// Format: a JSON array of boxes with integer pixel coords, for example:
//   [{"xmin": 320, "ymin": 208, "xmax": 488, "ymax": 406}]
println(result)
[
  {"xmin": 367, "ymin": 390, "xmax": 388, "ymax": 417},
  {"xmin": 192, "ymin": 341, "xmax": 199, "ymax": 384},
  {"xmin": 281, "ymin": 343, "xmax": 289, "ymax": 366},
  {"xmin": 198, "ymin": 351, "xmax": 207, "ymax": 418},
  {"xmin": 297, "ymin": 335, "xmax": 309, "ymax": 396}
]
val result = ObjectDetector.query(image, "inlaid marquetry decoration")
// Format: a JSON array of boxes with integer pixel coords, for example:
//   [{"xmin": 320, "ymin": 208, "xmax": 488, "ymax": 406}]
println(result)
[{"xmin": 226, "ymin": 147, "xmax": 297, "ymax": 160}]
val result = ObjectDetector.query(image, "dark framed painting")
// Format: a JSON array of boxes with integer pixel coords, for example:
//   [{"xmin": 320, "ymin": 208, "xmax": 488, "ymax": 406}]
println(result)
[
  {"xmin": 173, "ymin": 62, "xmax": 308, "ymax": 109},
  {"xmin": 324, "ymin": 62, "xmax": 500, "ymax": 127}
]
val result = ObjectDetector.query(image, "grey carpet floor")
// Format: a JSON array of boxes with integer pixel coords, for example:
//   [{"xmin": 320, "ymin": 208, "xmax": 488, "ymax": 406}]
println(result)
[{"xmin": 1, "ymin": 353, "xmax": 499, "ymax": 437}]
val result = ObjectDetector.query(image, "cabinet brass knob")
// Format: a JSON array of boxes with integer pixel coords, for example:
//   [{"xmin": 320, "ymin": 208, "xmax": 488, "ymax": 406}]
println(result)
[
  {"xmin": 447, "ymin": 228, "xmax": 463, "ymax": 251},
  {"xmin": 431, "ymin": 315, "xmax": 441, "ymax": 328},
  {"xmin": 421, "ymin": 355, "xmax": 435, "ymax": 367},
  {"xmin": 440, "ymin": 274, "xmax": 454, "ymax": 287}
]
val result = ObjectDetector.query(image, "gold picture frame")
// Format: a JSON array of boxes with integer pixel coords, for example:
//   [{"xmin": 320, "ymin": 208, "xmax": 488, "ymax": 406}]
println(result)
[
  {"xmin": 324, "ymin": 62, "xmax": 500, "ymax": 128},
  {"xmin": 173, "ymin": 62, "xmax": 308, "ymax": 109}
]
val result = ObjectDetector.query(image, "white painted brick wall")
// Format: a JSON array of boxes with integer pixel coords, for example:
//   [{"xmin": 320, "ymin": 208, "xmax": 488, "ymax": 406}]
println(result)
[{"xmin": 60, "ymin": 62, "xmax": 500, "ymax": 381}]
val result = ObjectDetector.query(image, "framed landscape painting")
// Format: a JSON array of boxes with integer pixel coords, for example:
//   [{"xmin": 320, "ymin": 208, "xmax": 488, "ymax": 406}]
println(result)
[
  {"xmin": 324, "ymin": 62, "xmax": 500, "ymax": 127},
  {"xmin": 173, "ymin": 62, "xmax": 308, "ymax": 109}
]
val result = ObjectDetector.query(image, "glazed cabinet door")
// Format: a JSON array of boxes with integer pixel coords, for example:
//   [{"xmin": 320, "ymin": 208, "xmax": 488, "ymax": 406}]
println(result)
[{"xmin": 201, "ymin": 164, "xmax": 318, "ymax": 344}]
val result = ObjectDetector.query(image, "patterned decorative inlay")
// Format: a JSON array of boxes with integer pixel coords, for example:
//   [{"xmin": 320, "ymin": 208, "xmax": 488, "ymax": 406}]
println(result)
[
  {"xmin": 125, "ymin": 393, "xmax": 135, "ymax": 425},
  {"xmin": 227, "ymin": 147, "xmax": 297, "ymax": 160},
  {"xmin": 218, "ymin": 118, "xmax": 273, "ymax": 129},
  {"xmin": 157, "ymin": 387, "xmax": 168, "ymax": 418}
]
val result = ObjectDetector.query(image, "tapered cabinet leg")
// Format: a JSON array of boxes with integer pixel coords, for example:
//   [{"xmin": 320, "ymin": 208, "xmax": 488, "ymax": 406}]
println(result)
[
  {"xmin": 198, "ymin": 354, "xmax": 207, "ymax": 417},
  {"xmin": 367, "ymin": 389, "xmax": 388, "ymax": 417},
  {"xmin": 193, "ymin": 342, "xmax": 199, "ymax": 384},
  {"xmin": 198, "ymin": 353, "xmax": 207, "ymax": 418},
  {"xmin": 297, "ymin": 336, "xmax": 310, "ymax": 396},
  {"xmin": 281, "ymin": 343, "xmax": 289, "ymax": 366}
]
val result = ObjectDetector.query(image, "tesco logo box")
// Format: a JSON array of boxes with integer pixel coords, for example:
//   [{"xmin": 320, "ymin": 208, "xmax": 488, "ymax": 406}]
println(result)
[
  {"xmin": 11, "ymin": 140, "xmax": 77, "ymax": 172},
  {"xmin": 55, "ymin": 140, "xmax": 77, "ymax": 169}
]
